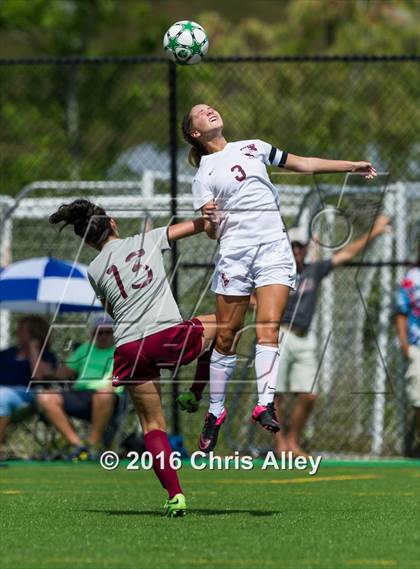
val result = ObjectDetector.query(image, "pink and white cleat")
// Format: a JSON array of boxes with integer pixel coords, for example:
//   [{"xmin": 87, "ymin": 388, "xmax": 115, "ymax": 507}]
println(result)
[{"xmin": 252, "ymin": 403, "xmax": 280, "ymax": 433}]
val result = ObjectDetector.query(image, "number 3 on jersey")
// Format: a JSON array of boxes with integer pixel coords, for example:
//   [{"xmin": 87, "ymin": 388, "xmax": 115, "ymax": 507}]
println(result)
[{"xmin": 231, "ymin": 164, "xmax": 246, "ymax": 182}]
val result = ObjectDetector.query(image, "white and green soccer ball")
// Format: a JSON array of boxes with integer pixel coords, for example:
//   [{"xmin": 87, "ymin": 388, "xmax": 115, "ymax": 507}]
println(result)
[{"xmin": 163, "ymin": 21, "xmax": 209, "ymax": 65}]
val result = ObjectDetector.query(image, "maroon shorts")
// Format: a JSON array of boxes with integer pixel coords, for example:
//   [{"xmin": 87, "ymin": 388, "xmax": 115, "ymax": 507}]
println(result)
[{"xmin": 112, "ymin": 318, "xmax": 204, "ymax": 385}]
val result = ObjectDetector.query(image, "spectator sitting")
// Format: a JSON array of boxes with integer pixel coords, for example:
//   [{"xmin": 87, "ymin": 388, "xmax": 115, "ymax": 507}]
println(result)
[
  {"xmin": 37, "ymin": 316, "xmax": 117, "ymax": 460},
  {"xmin": 395, "ymin": 245, "xmax": 420, "ymax": 457},
  {"xmin": 0, "ymin": 315, "xmax": 56, "ymax": 459}
]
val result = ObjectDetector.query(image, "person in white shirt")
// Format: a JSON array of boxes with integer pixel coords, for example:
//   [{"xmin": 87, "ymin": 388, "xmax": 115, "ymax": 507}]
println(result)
[
  {"xmin": 49, "ymin": 198, "xmax": 217, "ymax": 517},
  {"xmin": 181, "ymin": 103, "xmax": 377, "ymax": 453}
]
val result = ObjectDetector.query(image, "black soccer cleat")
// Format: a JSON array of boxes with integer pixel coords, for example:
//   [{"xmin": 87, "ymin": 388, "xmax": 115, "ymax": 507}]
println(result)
[
  {"xmin": 198, "ymin": 409, "xmax": 227, "ymax": 453},
  {"xmin": 252, "ymin": 403, "xmax": 281, "ymax": 433}
]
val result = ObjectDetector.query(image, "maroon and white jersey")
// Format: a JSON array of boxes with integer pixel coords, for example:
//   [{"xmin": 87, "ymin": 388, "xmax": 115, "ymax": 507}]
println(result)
[
  {"xmin": 192, "ymin": 139, "xmax": 288, "ymax": 250},
  {"xmin": 88, "ymin": 228, "xmax": 182, "ymax": 347}
]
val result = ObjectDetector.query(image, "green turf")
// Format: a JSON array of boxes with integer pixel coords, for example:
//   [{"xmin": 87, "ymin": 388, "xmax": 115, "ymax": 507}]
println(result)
[{"xmin": 1, "ymin": 462, "xmax": 419, "ymax": 569}]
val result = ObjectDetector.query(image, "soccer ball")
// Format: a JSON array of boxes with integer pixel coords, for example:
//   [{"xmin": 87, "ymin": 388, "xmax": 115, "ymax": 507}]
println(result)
[{"xmin": 163, "ymin": 21, "xmax": 209, "ymax": 65}]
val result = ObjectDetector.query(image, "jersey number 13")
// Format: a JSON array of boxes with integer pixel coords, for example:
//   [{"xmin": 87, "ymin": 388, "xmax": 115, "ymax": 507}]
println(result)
[{"xmin": 106, "ymin": 249, "xmax": 153, "ymax": 299}]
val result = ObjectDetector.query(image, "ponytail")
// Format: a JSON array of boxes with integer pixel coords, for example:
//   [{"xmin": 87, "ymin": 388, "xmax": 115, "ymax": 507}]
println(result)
[
  {"xmin": 49, "ymin": 199, "xmax": 112, "ymax": 247},
  {"xmin": 181, "ymin": 112, "xmax": 208, "ymax": 168}
]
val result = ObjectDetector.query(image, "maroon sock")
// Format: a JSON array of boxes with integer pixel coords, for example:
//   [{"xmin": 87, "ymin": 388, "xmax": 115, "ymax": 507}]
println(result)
[
  {"xmin": 190, "ymin": 340, "xmax": 215, "ymax": 400},
  {"xmin": 144, "ymin": 429, "xmax": 183, "ymax": 499}
]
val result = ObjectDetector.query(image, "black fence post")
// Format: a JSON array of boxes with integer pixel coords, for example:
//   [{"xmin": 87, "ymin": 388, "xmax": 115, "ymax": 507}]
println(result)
[{"xmin": 168, "ymin": 60, "xmax": 180, "ymax": 436}]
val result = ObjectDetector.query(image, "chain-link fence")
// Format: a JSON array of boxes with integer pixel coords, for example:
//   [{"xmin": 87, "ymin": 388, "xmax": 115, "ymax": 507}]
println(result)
[
  {"xmin": 1, "ymin": 55, "xmax": 419, "ymax": 192},
  {"xmin": 1, "ymin": 55, "xmax": 419, "ymax": 457}
]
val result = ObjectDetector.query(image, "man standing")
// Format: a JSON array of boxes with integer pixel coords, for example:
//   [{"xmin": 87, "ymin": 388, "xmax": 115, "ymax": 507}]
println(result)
[
  {"xmin": 275, "ymin": 214, "xmax": 390, "ymax": 457},
  {"xmin": 395, "ymin": 248, "xmax": 420, "ymax": 457}
]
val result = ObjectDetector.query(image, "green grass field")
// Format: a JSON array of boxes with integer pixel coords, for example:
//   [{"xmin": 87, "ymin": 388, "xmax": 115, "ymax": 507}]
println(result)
[{"xmin": 1, "ymin": 460, "xmax": 419, "ymax": 569}]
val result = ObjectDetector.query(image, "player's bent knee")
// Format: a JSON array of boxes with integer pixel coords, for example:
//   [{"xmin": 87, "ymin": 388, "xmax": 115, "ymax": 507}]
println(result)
[
  {"xmin": 256, "ymin": 323, "xmax": 280, "ymax": 346},
  {"xmin": 216, "ymin": 329, "xmax": 238, "ymax": 354}
]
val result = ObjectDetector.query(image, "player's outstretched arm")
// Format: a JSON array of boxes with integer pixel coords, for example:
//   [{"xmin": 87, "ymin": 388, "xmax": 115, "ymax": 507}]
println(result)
[
  {"xmin": 331, "ymin": 214, "xmax": 390, "ymax": 267},
  {"xmin": 167, "ymin": 216, "xmax": 217, "ymax": 242},
  {"xmin": 284, "ymin": 153, "xmax": 377, "ymax": 180}
]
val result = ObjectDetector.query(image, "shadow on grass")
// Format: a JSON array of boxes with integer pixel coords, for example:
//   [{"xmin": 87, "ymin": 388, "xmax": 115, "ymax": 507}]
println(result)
[{"xmin": 85, "ymin": 509, "xmax": 279, "ymax": 517}]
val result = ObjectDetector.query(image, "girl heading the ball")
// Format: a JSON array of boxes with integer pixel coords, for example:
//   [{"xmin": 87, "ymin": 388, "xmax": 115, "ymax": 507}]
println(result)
[{"xmin": 181, "ymin": 103, "xmax": 376, "ymax": 453}]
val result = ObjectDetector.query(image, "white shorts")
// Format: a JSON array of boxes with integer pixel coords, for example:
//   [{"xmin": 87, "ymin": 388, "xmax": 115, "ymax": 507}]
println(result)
[
  {"xmin": 276, "ymin": 326, "xmax": 319, "ymax": 393},
  {"xmin": 406, "ymin": 345, "xmax": 420, "ymax": 408},
  {"xmin": 211, "ymin": 239, "xmax": 296, "ymax": 296}
]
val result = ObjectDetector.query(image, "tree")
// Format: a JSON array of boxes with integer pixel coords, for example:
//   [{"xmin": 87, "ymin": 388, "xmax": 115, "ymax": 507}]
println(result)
[{"xmin": 0, "ymin": 0, "xmax": 418, "ymax": 196}]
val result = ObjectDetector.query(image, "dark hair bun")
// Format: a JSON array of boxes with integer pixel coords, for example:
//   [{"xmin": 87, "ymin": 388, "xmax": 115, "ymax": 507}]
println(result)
[
  {"xmin": 49, "ymin": 199, "xmax": 112, "ymax": 246},
  {"xmin": 49, "ymin": 199, "xmax": 94, "ymax": 226}
]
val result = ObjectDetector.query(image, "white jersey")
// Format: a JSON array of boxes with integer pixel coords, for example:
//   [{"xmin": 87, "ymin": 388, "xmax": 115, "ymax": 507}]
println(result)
[
  {"xmin": 192, "ymin": 139, "xmax": 288, "ymax": 250},
  {"xmin": 87, "ymin": 228, "xmax": 182, "ymax": 348}
]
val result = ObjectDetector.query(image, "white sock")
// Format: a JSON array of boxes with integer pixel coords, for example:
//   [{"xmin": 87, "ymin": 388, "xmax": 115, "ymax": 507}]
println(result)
[
  {"xmin": 208, "ymin": 350, "xmax": 237, "ymax": 418},
  {"xmin": 255, "ymin": 344, "xmax": 280, "ymax": 406}
]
